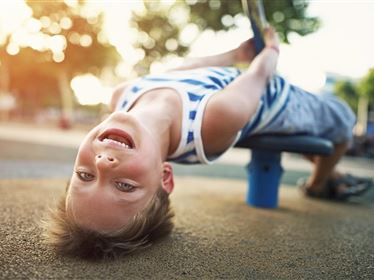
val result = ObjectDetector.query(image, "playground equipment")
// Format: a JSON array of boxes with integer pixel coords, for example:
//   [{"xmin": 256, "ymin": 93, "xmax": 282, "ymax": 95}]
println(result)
[{"xmin": 236, "ymin": 0, "xmax": 334, "ymax": 208}]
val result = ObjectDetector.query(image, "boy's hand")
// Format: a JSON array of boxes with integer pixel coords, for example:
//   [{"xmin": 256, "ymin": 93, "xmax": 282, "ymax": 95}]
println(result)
[
  {"xmin": 263, "ymin": 26, "xmax": 280, "ymax": 49},
  {"xmin": 235, "ymin": 26, "xmax": 279, "ymax": 64},
  {"xmin": 235, "ymin": 38, "xmax": 256, "ymax": 64}
]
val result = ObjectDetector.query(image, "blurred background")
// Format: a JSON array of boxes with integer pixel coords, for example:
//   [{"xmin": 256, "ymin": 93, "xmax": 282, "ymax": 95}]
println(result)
[{"xmin": 0, "ymin": 0, "xmax": 373, "ymax": 157}]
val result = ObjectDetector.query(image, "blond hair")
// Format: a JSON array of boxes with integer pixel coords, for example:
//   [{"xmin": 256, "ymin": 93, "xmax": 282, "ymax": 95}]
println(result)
[{"xmin": 42, "ymin": 185, "xmax": 174, "ymax": 259}]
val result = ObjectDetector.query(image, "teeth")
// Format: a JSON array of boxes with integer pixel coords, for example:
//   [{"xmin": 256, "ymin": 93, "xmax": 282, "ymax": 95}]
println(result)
[{"xmin": 103, "ymin": 138, "xmax": 131, "ymax": 149}]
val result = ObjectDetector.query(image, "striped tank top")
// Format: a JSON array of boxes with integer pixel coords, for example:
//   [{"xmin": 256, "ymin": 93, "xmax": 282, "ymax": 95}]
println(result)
[{"xmin": 115, "ymin": 67, "xmax": 289, "ymax": 164}]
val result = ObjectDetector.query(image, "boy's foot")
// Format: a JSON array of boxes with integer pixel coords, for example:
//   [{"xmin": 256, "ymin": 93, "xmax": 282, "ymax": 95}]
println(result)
[{"xmin": 298, "ymin": 174, "xmax": 373, "ymax": 201}]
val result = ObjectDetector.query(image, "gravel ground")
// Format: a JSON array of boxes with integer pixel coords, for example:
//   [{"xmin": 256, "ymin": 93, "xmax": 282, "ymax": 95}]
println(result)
[
  {"xmin": 0, "ymin": 136, "xmax": 373, "ymax": 279},
  {"xmin": 0, "ymin": 177, "xmax": 373, "ymax": 280}
]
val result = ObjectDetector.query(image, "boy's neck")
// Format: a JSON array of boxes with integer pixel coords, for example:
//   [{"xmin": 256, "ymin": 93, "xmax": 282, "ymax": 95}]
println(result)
[{"xmin": 128, "ymin": 88, "xmax": 182, "ymax": 160}]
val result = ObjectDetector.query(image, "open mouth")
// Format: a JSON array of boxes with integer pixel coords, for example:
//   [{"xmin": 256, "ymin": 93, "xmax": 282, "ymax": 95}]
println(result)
[{"xmin": 98, "ymin": 128, "xmax": 135, "ymax": 149}]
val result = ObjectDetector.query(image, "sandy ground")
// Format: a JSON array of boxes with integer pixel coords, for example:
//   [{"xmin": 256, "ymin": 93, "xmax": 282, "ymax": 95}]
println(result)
[
  {"xmin": 0, "ymin": 177, "xmax": 373, "ymax": 279},
  {"xmin": 0, "ymin": 123, "xmax": 373, "ymax": 279}
]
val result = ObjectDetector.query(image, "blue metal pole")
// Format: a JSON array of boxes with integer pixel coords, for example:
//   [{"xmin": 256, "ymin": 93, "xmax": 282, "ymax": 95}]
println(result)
[{"xmin": 246, "ymin": 149, "xmax": 283, "ymax": 208}]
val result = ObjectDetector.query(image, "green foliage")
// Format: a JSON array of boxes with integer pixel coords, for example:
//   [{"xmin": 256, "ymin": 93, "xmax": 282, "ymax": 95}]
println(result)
[
  {"xmin": 334, "ymin": 80, "xmax": 359, "ymax": 112},
  {"xmin": 358, "ymin": 68, "xmax": 374, "ymax": 106},
  {"xmin": 131, "ymin": 0, "xmax": 320, "ymax": 72},
  {"xmin": 188, "ymin": 0, "xmax": 319, "ymax": 42},
  {"xmin": 131, "ymin": 2, "xmax": 189, "ymax": 74},
  {"xmin": 334, "ymin": 69, "xmax": 374, "ymax": 114}
]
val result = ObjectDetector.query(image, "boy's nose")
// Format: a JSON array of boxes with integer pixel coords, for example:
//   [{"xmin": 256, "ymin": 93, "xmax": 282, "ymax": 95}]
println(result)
[{"xmin": 95, "ymin": 154, "xmax": 119, "ymax": 169}]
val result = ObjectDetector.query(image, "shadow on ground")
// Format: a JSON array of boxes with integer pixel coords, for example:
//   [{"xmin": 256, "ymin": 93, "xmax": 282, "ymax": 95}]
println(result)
[{"xmin": 0, "ymin": 177, "xmax": 373, "ymax": 279}]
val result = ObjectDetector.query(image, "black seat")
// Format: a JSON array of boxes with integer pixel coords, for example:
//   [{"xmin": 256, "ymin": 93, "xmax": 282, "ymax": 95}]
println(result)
[{"xmin": 235, "ymin": 134, "xmax": 333, "ymax": 155}]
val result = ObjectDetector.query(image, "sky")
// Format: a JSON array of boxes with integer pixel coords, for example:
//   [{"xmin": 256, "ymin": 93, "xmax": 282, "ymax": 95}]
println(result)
[
  {"xmin": 279, "ymin": 0, "xmax": 374, "ymax": 89},
  {"xmin": 96, "ymin": 0, "xmax": 374, "ymax": 95},
  {"xmin": 1, "ymin": 0, "xmax": 374, "ymax": 104}
]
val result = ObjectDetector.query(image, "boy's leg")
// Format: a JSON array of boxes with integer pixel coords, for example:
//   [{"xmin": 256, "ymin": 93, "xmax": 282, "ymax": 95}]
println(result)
[
  {"xmin": 305, "ymin": 142, "xmax": 349, "ymax": 194},
  {"xmin": 303, "ymin": 142, "xmax": 372, "ymax": 198}
]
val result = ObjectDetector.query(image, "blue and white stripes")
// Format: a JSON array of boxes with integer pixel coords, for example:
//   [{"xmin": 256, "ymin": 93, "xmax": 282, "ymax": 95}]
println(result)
[
  {"xmin": 116, "ymin": 67, "xmax": 242, "ymax": 164},
  {"xmin": 115, "ymin": 67, "xmax": 290, "ymax": 164},
  {"xmin": 239, "ymin": 75, "xmax": 290, "ymax": 138}
]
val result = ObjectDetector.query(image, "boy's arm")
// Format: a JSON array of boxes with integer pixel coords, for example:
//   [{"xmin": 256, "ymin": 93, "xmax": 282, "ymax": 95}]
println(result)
[
  {"xmin": 170, "ymin": 38, "xmax": 256, "ymax": 71},
  {"xmin": 203, "ymin": 27, "xmax": 280, "ymax": 153},
  {"xmin": 217, "ymin": 27, "xmax": 279, "ymax": 122}
]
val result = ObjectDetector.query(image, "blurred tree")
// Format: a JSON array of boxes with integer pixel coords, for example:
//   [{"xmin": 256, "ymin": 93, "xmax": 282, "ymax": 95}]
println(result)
[
  {"xmin": 6, "ymin": 46, "xmax": 59, "ymax": 117},
  {"xmin": 131, "ymin": 2, "xmax": 189, "ymax": 74},
  {"xmin": 358, "ymin": 68, "xmax": 374, "ymax": 106},
  {"xmin": 0, "ymin": 0, "xmax": 121, "ymax": 125},
  {"xmin": 188, "ymin": 0, "xmax": 319, "ymax": 41},
  {"xmin": 334, "ymin": 69, "xmax": 374, "ymax": 136},
  {"xmin": 131, "ymin": 0, "xmax": 320, "ymax": 73},
  {"xmin": 27, "ymin": 0, "xmax": 120, "ymax": 125},
  {"xmin": 334, "ymin": 80, "xmax": 359, "ymax": 112},
  {"xmin": 356, "ymin": 68, "xmax": 374, "ymax": 135}
]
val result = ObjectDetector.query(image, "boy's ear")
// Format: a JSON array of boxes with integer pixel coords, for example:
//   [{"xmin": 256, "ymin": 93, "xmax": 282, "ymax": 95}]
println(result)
[{"xmin": 161, "ymin": 162, "xmax": 174, "ymax": 194}]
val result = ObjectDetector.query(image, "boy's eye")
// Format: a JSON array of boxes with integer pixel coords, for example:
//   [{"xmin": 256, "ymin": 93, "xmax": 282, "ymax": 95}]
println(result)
[
  {"xmin": 115, "ymin": 182, "xmax": 136, "ymax": 192},
  {"xmin": 76, "ymin": 171, "xmax": 95, "ymax": 181}
]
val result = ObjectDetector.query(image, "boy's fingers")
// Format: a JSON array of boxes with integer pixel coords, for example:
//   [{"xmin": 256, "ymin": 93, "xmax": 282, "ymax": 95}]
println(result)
[{"xmin": 264, "ymin": 26, "xmax": 275, "ymax": 35}]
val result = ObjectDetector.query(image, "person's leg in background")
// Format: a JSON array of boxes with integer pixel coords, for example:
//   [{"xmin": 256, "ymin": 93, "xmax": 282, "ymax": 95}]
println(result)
[{"xmin": 302, "ymin": 142, "xmax": 372, "ymax": 199}]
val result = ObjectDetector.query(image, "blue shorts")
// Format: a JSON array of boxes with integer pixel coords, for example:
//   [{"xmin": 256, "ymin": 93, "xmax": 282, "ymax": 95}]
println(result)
[{"xmin": 240, "ymin": 84, "xmax": 356, "ymax": 144}]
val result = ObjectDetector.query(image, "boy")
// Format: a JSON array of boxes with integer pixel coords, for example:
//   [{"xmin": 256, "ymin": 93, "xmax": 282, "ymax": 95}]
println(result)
[{"xmin": 44, "ymin": 27, "xmax": 369, "ymax": 259}]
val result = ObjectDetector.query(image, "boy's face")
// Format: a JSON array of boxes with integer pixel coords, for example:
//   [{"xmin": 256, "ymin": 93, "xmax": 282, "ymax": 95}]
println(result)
[{"xmin": 66, "ymin": 112, "xmax": 173, "ymax": 233}]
